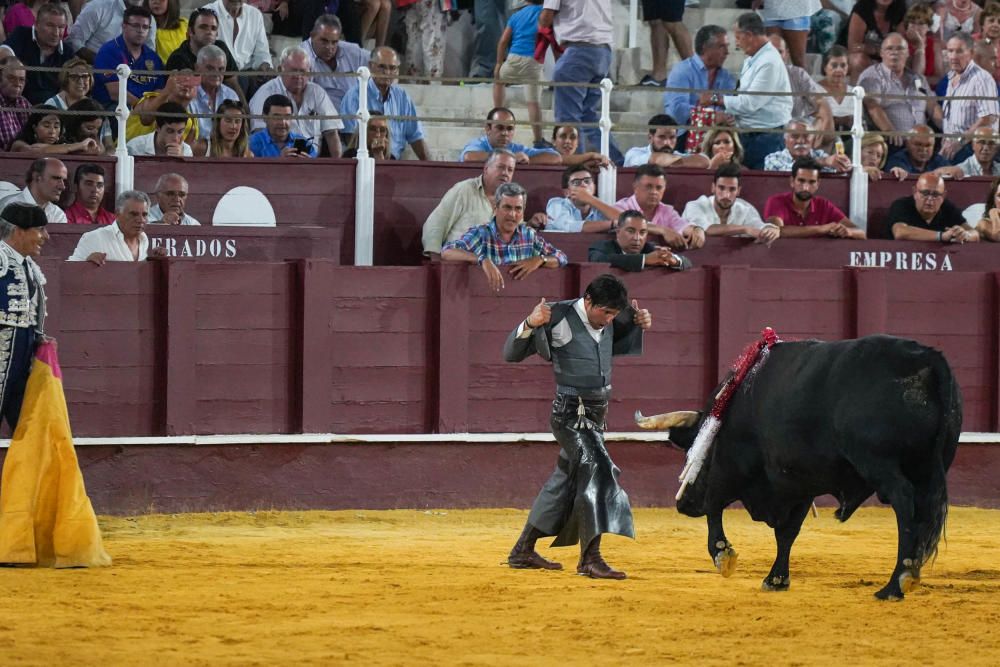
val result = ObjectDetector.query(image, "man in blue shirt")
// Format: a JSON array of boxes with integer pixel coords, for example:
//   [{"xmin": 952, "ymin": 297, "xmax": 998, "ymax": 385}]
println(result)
[
  {"xmin": 339, "ymin": 46, "xmax": 429, "ymax": 160},
  {"xmin": 663, "ymin": 24, "xmax": 735, "ymax": 150},
  {"xmin": 92, "ymin": 6, "xmax": 163, "ymax": 107},
  {"xmin": 249, "ymin": 94, "xmax": 318, "ymax": 158},
  {"xmin": 460, "ymin": 107, "xmax": 561, "ymax": 164},
  {"xmin": 543, "ymin": 166, "xmax": 619, "ymax": 233}
]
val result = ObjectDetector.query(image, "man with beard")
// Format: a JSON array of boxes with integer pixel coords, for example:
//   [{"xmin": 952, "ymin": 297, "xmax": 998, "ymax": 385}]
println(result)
[
  {"xmin": 614, "ymin": 164, "xmax": 705, "ymax": 251},
  {"xmin": 763, "ymin": 157, "xmax": 864, "ymax": 239},
  {"xmin": 440, "ymin": 182, "xmax": 567, "ymax": 293},
  {"xmin": 763, "ymin": 119, "xmax": 851, "ymax": 172},
  {"xmin": 250, "ymin": 46, "xmax": 342, "ymax": 158},
  {"xmin": 422, "ymin": 149, "xmax": 517, "ymax": 257},
  {"xmin": 623, "ymin": 114, "xmax": 709, "ymax": 168},
  {"xmin": 69, "ymin": 191, "xmax": 165, "ymax": 263},
  {"xmin": 64, "ymin": 164, "xmax": 115, "ymax": 225},
  {"xmin": 339, "ymin": 47, "xmax": 428, "ymax": 160},
  {"xmin": 503, "ymin": 273, "xmax": 651, "ymax": 579},
  {"xmin": 460, "ymin": 108, "xmax": 560, "ymax": 164},
  {"xmin": 888, "ymin": 172, "xmax": 980, "ymax": 243},
  {"xmin": 682, "ymin": 163, "xmax": 781, "ymax": 244},
  {"xmin": 542, "ymin": 166, "xmax": 620, "ymax": 233},
  {"xmin": 588, "ymin": 210, "xmax": 691, "ymax": 271}
]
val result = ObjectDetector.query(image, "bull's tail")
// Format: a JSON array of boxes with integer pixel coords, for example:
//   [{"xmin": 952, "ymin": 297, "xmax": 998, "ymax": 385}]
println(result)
[{"xmin": 914, "ymin": 349, "xmax": 963, "ymax": 568}]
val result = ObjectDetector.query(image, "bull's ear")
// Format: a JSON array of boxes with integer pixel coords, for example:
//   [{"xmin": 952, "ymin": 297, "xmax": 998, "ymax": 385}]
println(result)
[{"xmin": 634, "ymin": 410, "xmax": 700, "ymax": 430}]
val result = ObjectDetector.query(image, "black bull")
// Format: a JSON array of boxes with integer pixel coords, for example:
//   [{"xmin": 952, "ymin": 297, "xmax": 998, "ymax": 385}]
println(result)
[{"xmin": 636, "ymin": 335, "xmax": 962, "ymax": 600}]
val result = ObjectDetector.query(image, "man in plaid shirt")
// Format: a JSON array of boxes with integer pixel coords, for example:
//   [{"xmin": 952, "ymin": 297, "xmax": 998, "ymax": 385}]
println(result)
[
  {"xmin": 0, "ymin": 58, "xmax": 31, "ymax": 151},
  {"xmin": 442, "ymin": 182, "xmax": 568, "ymax": 292}
]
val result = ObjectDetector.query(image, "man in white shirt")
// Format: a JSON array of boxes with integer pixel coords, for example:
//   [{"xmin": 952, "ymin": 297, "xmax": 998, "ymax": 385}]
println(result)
[
  {"xmin": 69, "ymin": 191, "xmax": 162, "ymax": 264},
  {"xmin": 149, "ymin": 173, "xmax": 201, "ymax": 226},
  {"xmin": 715, "ymin": 12, "xmax": 792, "ymax": 169},
  {"xmin": 201, "ymin": 0, "xmax": 272, "ymax": 72},
  {"xmin": 6, "ymin": 158, "xmax": 68, "ymax": 224},
  {"xmin": 250, "ymin": 46, "xmax": 343, "ymax": 158},
  {"xmin": 682, "ymin": 163, "xmax": 781, "ymax": 245},
  {"xmin": 126, "ymin": 102, "xmax": 195, "ymax": 156},
  {"xmin": 301, "ymin": 14, "xmax": 369, "ymax": 112},
  {"xmin": 68, "ymin": 0, "xmax": 156, "ymax": 62}
]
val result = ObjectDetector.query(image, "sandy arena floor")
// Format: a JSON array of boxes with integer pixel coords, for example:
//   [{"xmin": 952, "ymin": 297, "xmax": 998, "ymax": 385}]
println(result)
[{"xmin": 0, "ymin": 506, "xmax": 998, "ymax": 666}]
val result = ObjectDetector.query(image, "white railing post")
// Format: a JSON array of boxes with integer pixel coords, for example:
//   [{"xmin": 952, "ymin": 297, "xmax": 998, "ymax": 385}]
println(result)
[
  {"xmin": 354, "ymin": 67, "xmax": 375, "ymax": 266},
  {"xmin": 598, "ymin": 78, "xmax": 617, "ymax": 204},
  {"xmin": 114, "ymin": 64, "xmax": 134, "ymax": 195},
  {"xmin": 628, "ymin": 0, "xmax": 639, "ymax": 49},
  {"xmin": 848, "ymin": 86, "xmax": 868, "ymax": 232}
]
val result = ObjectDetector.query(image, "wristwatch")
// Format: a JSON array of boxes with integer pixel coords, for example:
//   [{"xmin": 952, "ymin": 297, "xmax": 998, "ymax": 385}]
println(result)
[{"xmin": 710, "ymin": 93, "xmax": 722, "ymax": 107}]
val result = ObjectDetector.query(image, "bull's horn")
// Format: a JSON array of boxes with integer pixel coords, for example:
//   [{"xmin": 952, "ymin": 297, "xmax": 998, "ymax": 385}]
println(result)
[{"xmin": 634, "ymin": 410, "xmax": 700, "ymax": 430}]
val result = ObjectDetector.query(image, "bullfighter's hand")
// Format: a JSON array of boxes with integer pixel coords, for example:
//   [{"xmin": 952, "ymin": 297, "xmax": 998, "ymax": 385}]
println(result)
[
  {"xmin": 526, "ymin": 297, "xmax": 551, "ymax": 328},
  {"xmin": 632, "ymin": 299, "xmax": 652, "ymax": 330},
  {"xmin": 509, "ymin": 256, "xmax": 544, "ymax": 280},
  {"xmin": 481, "ymin": 258, "xmax": 504, "ymax": 291}
]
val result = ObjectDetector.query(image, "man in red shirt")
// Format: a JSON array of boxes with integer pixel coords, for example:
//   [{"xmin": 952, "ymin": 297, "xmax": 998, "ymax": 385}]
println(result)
[
  {"xmin": 64, "ymin": 164, "xmax": 115, "ymax": 225},
  {"xmin": 763, "ymin": 157, "xmax": 866, "ymax": 239}
]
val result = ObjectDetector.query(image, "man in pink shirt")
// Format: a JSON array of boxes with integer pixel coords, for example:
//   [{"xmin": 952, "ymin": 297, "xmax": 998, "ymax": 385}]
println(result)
[
  {"xmin": 614, "ymin": 163, "xmax": 705, "ymax": 250},
  {"xmin": 763, "ymin": 156, "xmax": 865, "ymax": 239}
]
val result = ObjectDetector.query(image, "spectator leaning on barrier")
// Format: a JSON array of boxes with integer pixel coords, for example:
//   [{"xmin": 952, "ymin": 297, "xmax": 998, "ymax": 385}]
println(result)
[
  {"xmin": 250, "ymin": 46, "xmax": 343, "ymax": 158},
  {"xmin": 622, "ymin": 114, "xmax": 709, "ymax": 169},
  {"xmin": 92, "ymin": 6, "xmax": 165, "ymax": 108},
  {"xmin": 149, "ymin": 173, "xmax": 201, "ymax": 226},
  {"xmin": 164, "ymin": 8, "xmax": 241, "ymax": 95},
  {"xmin": 422, "ymin": 148, "xmax": 517, "ymax": 257},
  {"xmin": 249, "ymin": 93, "xmax": 318, "ymax": 158},
  {"xmin": 718, "ymin": 12, "xmax": 792, "ymax": 170},
  {"xmin": 937, "ymin": 127, "xmax": 1000, "ymax": 179},
  {"xmin": 614, "ymin": 164, "xmax": 705, "ymax": 251},
  {"xmin": 933, "ymin": 31, "xmax": 999, "ymax": 163},
  {"xmin": 9, "ymin": 104, "xmax": 100, "ymax": 154},
  {"xmin": 201, "ymin": 0, "xmax": 272, "ymax": 74},
  {"xmin": 441, "ymin": 182, "xmax": 567, "ymax": 294},
  {"xmin": 301, "ymin": 14, "xmax": 369, "ymax": 113},
  {"xmin": 682, "ymin": 162, "xmax": 781, "ymax": 245},
  {"xmin": 858, "ymin": 33, "xmax": 935, "ymax": 150},
  {"xmin": 961, "ymin": 175, "xmax": 1000, "ymax": 242},
  {"xmin": 859, "ymin": 132, "xmax": 889, "ymax": 182},
  {"xmin": 460, "ymin": 107, "xmax": 560, "ymax": 165},
  {"xmin": 69, "ymin": 190, "xmax": 167, "ymax": 263},
  {"xmin": 888, "ymin": 172, "xmax": 980, "ymax": 243},
  {"xmin": 550, "ymin": 124, "xmax": 610, "ymax": 172},
  {"xmin": 884, "ymin": 124, "xmax": 951, "ymax": 180},
  {"xmin": 763, "ymin": 156, "xmax": 865, "ymax": 239},
  {"xmin": 126, "ymin": 101, "xmax": 195, "ymax": 156},
  {"xmin": 0, "ymin": 57, "xmax": 30, "ymax": 150},
  {"xmin": 541, "ymin": 0, "xmax": 624, "ymax": 166},
  {"xmin": 542, "ymin": 166, "xmax": 619, "ymax": 233},
  {"xmin": 666, "ymin": 24, "xmax": 735, "ymax": 151},
  {"xmin": 588, "ymin": 210, "xmax": 691, "ymax": 273},
  {"xmin": 7, "ymin": 157, "xmax": 67, "ymax": 224},
  {"xmin": 338, "ymin": 46, "xmax": 429, "ymax": 161},
  {"xmin": 68, "ymin": 0, "xmax": 157, "ymax": 63},
  {"xmin": 64, "ymin": 163, "xmax": 115, "ymax": 225},
  {"xmin": 2, "ymin": 3, "xmax": 75, "ymax": 105},
  {"xmin": 64, "ymin": 97, "xmax": 115, "ymax": 155},
  {"xmin": 764, "ymin": 119, "xmax": 852, "ymax": 174}
]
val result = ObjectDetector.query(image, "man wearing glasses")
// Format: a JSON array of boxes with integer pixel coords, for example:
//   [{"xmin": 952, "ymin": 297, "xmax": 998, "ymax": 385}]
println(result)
[
  {"xmin": 888, "ymin": 172, "xmax": 981, "ymax": 243},
  {"xmin": 858, "ymin": 33, "xmax": 935, "ymax": 152},
  {"xmin": 92, "ymin": 6, "xmax": 164, "ymax": 107},
  {"xmin": 542, "ymin": 166, "xmax": 619, "ymax": 233},
  {"xmin": 68, "ymin": 0, "xmax": 157, "ymax": 63},
  {"xmin": 338, "ymin": 46, "xmax": 429, "ymax": 160}
]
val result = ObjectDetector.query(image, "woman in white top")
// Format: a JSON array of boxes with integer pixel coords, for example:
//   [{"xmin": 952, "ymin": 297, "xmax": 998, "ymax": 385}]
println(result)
[
  {"xmin": 939, "ymin": 0, "xmax": 982, "ymax": 42},
  {"xmin": 962, "ymin": 176, "xmax": 1000, "ymax": 241},
  {"xmin": 819, "ymin": 45, "xmax": 856, "ymax": 152},
  {"xmin": 45, "ymin": 57, "xmax": 93, "ymax": 111}
]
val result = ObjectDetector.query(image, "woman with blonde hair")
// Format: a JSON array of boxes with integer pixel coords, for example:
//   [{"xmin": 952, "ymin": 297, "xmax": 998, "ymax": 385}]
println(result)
[
  {"xmin": 208, "ymin": 99, "xmax": 251, "ymax": 158},
  {"xmin": 859, "ymin": 133, "xmax": 888, "ymax": 181},
  {"xmin": 700, "ymin": 127, "xmax": 744, "ymax": 169}
]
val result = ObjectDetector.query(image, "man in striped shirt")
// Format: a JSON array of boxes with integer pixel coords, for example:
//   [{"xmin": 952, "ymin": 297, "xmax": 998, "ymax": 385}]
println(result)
[
  {"xmin": 442, "ymin": 182, "xmax": 568, "ymax": 292},
  {"xmin": 934, "ymin": 32, "xmax": 999, "ymax": 163}
]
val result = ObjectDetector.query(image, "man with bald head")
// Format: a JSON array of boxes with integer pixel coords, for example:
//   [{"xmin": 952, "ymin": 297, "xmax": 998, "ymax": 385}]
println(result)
[
  {"xmin": 338, "ymin": 46, "xmax": 429, "ymax": 160},
  {"xmin": 858, "ymin": 33, "xmax": 935, "ymax": 150},
  {"xmin": 763, "ymin": 119, "xmax": 851, "ymax": 173},
  {"xmin": 888, "ymin": 173, "xmax": 981, "ymax": 243},
  {"xmin": 885, "ymin": 125, "xmax": 951, "ymax": 180}
]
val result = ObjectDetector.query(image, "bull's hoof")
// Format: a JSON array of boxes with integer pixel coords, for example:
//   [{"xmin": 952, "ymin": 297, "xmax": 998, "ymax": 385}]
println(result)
[
  {"xmin": 875, "ymin": 570, "xmax": 920, "ymax": 600},
  {"xmin": 874, "ymin": 585, "xmax": 903, "ymax": 601},
  {"xmin": 713, "ymin": 547, "xmax": 738, "ymax": 578},
  {"xmin": 900, "ymin": 570, "xmax": 921, "ymax": 594},
  {"xmin": 761, "ymin": 575, "xmax": 790, "ymax": 592}
]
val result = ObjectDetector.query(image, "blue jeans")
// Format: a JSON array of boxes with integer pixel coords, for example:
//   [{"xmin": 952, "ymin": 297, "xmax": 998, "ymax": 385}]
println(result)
[
  {"xmin": 471, "ymin": 0, "xmax": 508, "ymax": 78},
  {"xmin": 740, "ymin": 130, "xmax": 785, "ymax": 170},
  {"xmin": 553, "ymin": 44, "xmax": 624, "ymax": 166}
]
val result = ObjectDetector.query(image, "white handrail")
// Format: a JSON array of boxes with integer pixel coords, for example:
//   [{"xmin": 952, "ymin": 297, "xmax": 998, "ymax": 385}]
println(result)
[
  {"xmin": 848, "ymin": 86, "xmax": 868, "ymax": 232},
  {"xmin": 114, "ymin": 64, "xmax": 134, "ymax": 195},
  {"xmin": 599, "ymin": 77, "xmax": 613, "ymax": 159},
  {"xmin": 354, "ymin": 67, "xmax": 375, "ymax": 266},
  {"xmin": 628, "ymin": 0, "xmax": 639, "ymax": 49}
]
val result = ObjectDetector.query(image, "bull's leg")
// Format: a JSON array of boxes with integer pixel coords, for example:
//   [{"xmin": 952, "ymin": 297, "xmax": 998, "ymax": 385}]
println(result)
[
  {"xmin": 865, "ymin": 472, "xmax": 919, "ymax": 600},
  {"xmin": 707, "ymin": 511, "xmax": 737, "ymax": 577},
  {"xmin": 761, "ymin": 501, "xmax": 811, "ymax": 592}
]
